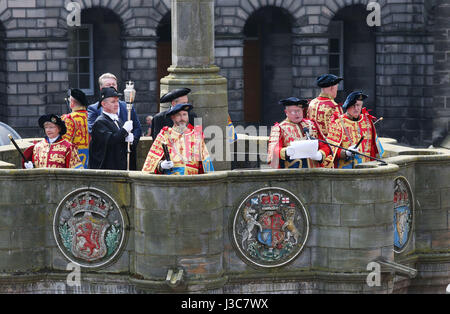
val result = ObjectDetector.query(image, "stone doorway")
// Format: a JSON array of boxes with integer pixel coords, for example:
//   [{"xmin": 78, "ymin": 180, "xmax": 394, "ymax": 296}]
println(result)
[
  {"xmin": 243, "ymin": 7, "xmax": 293, "ymax": 126},
  {"xmin": 156, "ymin": 13, "xmax": 172, "ymax": 113},
  {"xmin": 76, "ymin": 8, "xmax": 123, "ymax": 103},
  {"xmin": 330, "ymin": 5, "xmax": 376, "ymax": 112}
]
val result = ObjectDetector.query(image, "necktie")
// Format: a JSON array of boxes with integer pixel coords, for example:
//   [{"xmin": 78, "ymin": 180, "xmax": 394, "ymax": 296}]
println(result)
[{"xmin": 112, "ymin": 117, "xmax": 120, "ymax": 129}]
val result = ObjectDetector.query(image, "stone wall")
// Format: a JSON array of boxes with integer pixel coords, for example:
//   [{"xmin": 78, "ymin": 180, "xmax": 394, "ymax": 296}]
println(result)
[{"xmin": 0, "ymin": 140, "xmax": 448, "ymax": 293}]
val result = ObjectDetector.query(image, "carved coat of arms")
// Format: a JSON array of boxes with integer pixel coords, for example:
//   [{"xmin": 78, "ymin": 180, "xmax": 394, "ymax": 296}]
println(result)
[
  {"xmin": 53, "ymin": 188, "xmax": 126, "ymax": 268},
  {"xmin": 232, "ymin": 187, "xmax": 310, "ymax": 268},
  {"xmin": 393, "ymin": 177, "xmax": 414, "ymax": 253}
]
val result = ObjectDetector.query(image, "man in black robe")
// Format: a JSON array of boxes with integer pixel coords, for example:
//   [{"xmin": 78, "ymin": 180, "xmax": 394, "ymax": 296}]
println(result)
[
  {"xmin": 151, "ymin": 88, "xmax": 198, "ymax": 139},
  {"xmin": 87, "ymin": 73, "xmax": 142, "ymax": 170},
  {"xmin": 89, "ymin": 87, "xmax": 134, "ymax": 170}
]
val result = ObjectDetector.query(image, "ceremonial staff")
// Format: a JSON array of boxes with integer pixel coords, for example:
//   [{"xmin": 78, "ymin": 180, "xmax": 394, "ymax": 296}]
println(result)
[
  {"xmin": 303, "ymin": 128, "xmax": 387, "ymax": 165},
  {"xmin": 374, "ymin": 117, "xmax": 383, "ymax": 125},
  {"xmin": 162, "ymin": 143, "xmax": 171, "ymax": 162},
  {"xmin": 161, "ymin": 142, "xmax": 173, "ymax": 173},
  {"xmin": 8, "ymin": 134, "xmax": 34, "ymax": 167},
  {"xmin": 123, "ymin": 81, "xmax": 136, "ymax": 171}
]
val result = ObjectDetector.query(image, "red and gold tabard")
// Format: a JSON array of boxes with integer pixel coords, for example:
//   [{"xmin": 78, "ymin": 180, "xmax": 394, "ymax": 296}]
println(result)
[
  {"xmin": 31, "ymin": 137, "xmax": 83, "ymax": 169},
  {"xmin": 142, "ymin": 124, "xmax": 214, "ymax": 175},
  {"xmin": 62, "ymin": 109, "xmax": 89, "ymax": 168},
  {"xmin": 267, "ymin": 118, "xmax": 330, "ymax": 169},
  {"xmin": 307, "ymin": 93, "xmax": 343, "ymax": 138},
  {"xmin": 323, "ymin": 111, "xmax": 380, "ymax": 169}
]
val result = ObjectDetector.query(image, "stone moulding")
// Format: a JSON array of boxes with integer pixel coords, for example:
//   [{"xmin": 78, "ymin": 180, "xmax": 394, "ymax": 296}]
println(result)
[{"xmin": 0, "ymin": 139, "xmax": 448, "ymax": 293}]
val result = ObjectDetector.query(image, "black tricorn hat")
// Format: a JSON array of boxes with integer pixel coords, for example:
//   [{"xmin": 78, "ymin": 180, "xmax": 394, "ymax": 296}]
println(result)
[
  {"xmin": 317, "ymin": 74, "xmax": 343, "ymax": 88},
  {"xmin": 160, "ymin": 88, "xmax": 191, "ymax": 103},
  {"xmin": 38, "ymin": 114, "xmax": 67, "ymax": 136},
  {"xmin": 343, "ymin": 91, "xmax": 368, "ymax": 110},
  {"xmin": 68, "ymin": 88, "xmax": 88, "ymax": 107},
  {"xmin": 98, "ymin": 87, "xmax": 123, "ymax": 109},
  {"xmin": 166, "ymin": 103, "xmax": 193, "ymax": 117},
  {"xmin": 279, "ymin": 97, "xmax": 309, "ymax": 107}
]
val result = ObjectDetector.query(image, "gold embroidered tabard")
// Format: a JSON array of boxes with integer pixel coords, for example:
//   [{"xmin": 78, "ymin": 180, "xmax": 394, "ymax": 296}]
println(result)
[
  {"xmin": 142, "ymin": 124, "xmax": 214, "ymax": 175},
  {"xmin": 32, "ymin": 138, "xmax": 83, "ymax": 169},
  {"xmin": 323, "ymin": 113, "xmax": 379, "ymax": 169},
  {"xmin": 62, "ymin": 109, "xmax": 90, "ymax": 168},
  {"xmin": 267, "ymin": 118, "xmax": 326, "ymax": 169},
  {"xmin": 307, "ymin": 93, "xmax": 343, "ymax": 138}
]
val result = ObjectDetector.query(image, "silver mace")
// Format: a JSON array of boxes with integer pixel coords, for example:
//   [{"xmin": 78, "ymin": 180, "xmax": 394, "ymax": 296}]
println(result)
[{"xmin": 123, "ymin": 81, "xmax": 136, "ymax": 171}]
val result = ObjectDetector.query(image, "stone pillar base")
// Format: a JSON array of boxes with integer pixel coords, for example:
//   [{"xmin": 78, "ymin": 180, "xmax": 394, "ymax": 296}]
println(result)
[{"xmin": 160, "ymin": 65, "xmax": 231, "ymax": 171}]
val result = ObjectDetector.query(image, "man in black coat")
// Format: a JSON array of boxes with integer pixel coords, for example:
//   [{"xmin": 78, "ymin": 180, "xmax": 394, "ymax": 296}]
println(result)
[
  {"xmin": 87, "ymin": 73, "xmax": 142, "ymax": 170},
  {"xmin": 89, "ymin": 87, "xmax": 134, "ymax": 170},
  {"xmin": 151, "ymin": 88, "xmax": 198, "ymax": 139}
]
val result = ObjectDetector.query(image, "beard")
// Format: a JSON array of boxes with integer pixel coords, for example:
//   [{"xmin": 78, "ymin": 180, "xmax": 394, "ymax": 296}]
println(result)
[{"xmin": 173, "ymin": 122, "xmax": 188, "ymax": 133}]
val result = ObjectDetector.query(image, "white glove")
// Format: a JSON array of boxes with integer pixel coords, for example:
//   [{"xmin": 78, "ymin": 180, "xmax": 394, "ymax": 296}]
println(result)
[
  {"xmin": 310, "ymin": 151, "xmax": 323, "ymax": 161},
  {"xmin": 160, "ymin": 160, "xmax": 174, "ymax": 170},
  {"xmin": 346, "ymin": 145, "xmax": 358, "ymax": 158},
  {"xmin": 24, "ymin": 161, "xmax": 34, "ymax": 169},
  {"xmin": 125, "ymin": 133, "xmax": 134, "ymax": 143},
  {"xmin": 123, "ymin": 120, "xmax": 133, "ymax": 133}
]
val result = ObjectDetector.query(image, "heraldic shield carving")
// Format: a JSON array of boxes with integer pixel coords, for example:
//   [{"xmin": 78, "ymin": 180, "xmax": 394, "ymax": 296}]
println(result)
[
  {"xmin": 53, "ymin": 188, "xmax": 126, "ymax": 268},
  {"xmin": 393, "ymin": 177, "xmax": 414, "ymax": 254},
  {"xmin": 232, "ymin": 187, "xmax": 310, "ymax": 268}
]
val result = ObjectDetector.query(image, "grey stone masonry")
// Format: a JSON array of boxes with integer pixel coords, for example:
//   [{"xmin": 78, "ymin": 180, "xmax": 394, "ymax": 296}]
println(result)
[
  {"xmin": 0, "ymin": 140, "xmax": 449, "ymax": 293},
  {"xmin": 121, "ymin": 37, "xmax": 159, "ymax": 118},
  {"xmin": 215, "ymin": 35, "xmax": 244, "ymax": 123},
  {"xmin": 292, "ymin": 35, "xmax": 329, "ymax": 100},
  {"xmin": 375, "ymin": 34, "xmax": 434, "ymax": 145},
  {"xmin": 0, "ymin": 0, "xmax": 447, "ymax": 146}
]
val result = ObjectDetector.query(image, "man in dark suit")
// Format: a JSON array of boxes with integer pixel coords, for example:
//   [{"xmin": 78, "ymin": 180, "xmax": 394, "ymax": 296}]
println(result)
[
  {"xmin": 87, "ymin": 73, "xmax": 142, "ymax": 169},
  {"xmin": 151, "ymin": 88, "xmax": 197, "ymax": 139},
  {"xmin": 89, "ymin": 87, "xmax": 134, "ymax": 170}
]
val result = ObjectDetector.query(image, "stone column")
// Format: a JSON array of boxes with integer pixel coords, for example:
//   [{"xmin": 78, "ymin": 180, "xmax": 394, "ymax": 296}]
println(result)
[{"xmin": 161, "ymin": 0, "xmax": 230, "ymax": 170}]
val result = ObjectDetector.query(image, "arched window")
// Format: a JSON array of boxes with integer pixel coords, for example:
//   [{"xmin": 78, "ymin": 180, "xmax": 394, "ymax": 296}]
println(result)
[
  {"xmin": 68, "ymin": 24, "xmax": 94, "ymax": 94},
  {"xmin": 68, "ymin": 8, "xmax": 123, "ymax": 100},
  {"xmin": 243, "ymin": 6, "xmax": 293, "ymax": 126}
]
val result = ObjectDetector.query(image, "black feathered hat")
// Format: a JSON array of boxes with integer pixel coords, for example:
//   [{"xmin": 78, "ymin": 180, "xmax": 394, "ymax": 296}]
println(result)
[
  {"xmin": 68, "ymin": 88, "xmax": 88, "ymax": 107},
  {"xmin": 316, "ymin": 74, "xmax": 343, "ymax": 88},
  {"xmin": 343, "ymin": 91, "xmax": 368, "ymax": 110},
  {"xmin": 279, "ymin": 97, "xmax": 309, "ymax": 107},
  {"xmin": 160, "ymin": 88, "xmax": 191, "ymax": 103},
  {"xmin": 38, "ymin": 114, "xmax": 67, "ymax": 136},
  {"xmin": 165, "ymin": 103, "xmax": 193, "ymax": 117}
]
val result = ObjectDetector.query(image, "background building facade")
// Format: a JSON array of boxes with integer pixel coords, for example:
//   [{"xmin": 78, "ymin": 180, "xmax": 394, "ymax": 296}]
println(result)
[{"xmin": 0, "ymin": 0, "xmax": 448, "ymax": 147}]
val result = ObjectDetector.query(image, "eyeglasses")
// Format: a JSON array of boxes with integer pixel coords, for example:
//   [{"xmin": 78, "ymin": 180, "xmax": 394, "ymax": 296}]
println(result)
[{"xmin": 286, "ymin": 110, "xmax": 303, "ymax": 115}]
